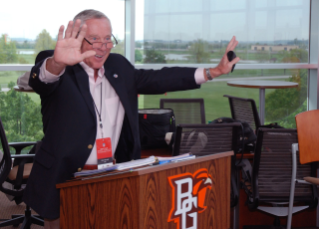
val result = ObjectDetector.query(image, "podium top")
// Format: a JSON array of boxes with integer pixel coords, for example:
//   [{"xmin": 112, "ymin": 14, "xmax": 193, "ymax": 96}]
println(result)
[{"xmin": 57, "ymin": 151, "xmax": 233, "ymax": 189}]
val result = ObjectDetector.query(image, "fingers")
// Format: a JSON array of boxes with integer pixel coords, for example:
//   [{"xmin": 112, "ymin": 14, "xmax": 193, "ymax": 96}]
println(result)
[
  {"xmin": 77, "ymin": 23, "xmax": 87, "ymax": 41},
  {"xmin": 62, "ymin": 19, "xmax": 83, "ymax": 40},
  {"xmin": 71, "ymin": 19, "xmax": 82, "ymax": 38},
  {"xmin": 226, "ymin": 36, "xmax": 238, "ymax": 51},
  {"xmin": 57, "ymin": 25, "xmax": 65, "ymax": 41},
  {"xmin": 81, "ymin": 50, "xmax": 96, "ymax": 60},
  {"xmin": 230, "ymin": 56, "xmax": 240, "ymax": 65},
  {"xmin": 229, "ymin": 39, "xmax": 238, "ymax": 51},
  {"xmin": 64, "ymin": 21, "xmax": 74, "ymax": 39},
  {"xmin": 225, "ymin": 36, "xmax": 235, "ymax": 51}
]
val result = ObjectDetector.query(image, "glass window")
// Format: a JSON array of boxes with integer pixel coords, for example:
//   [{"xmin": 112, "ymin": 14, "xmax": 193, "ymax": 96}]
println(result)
[
  {"xmin": 0, "ymin": 1, "xmax": 125, "ymax": 64},
  {"xmin": 137, "ymin": 0, "xmax": 310, "ymax": 64},
  {"xmin": 0, "ymin": 2, "xmax": 125, "ymax": 145},
  {"xmin": 136, "ymin": 0, "xmax": 310, "ymax": 128},
  {"xmin": 212, "ymin": 0, "xmax": 246, "ymax": 10}
]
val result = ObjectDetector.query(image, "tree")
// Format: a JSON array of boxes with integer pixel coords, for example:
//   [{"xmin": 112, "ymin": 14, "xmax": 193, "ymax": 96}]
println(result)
[
  {"xmin": 187, "ymin": 39, "xmax": 211, "ymax": 63},
  {"xmin": 19, "ymin": 57, "xmax": 28, "ymax": 64},
  {"xmin": 143, "ymin": 49, "xmax": 166, "ymax": 63},
  {"xmin": 264, "ymin": 48, "xmax": 309, "ymax": 126},
  {"xmin": 265, "ymin": 69, "xmax": 307, "ymax": 125},
  {"xmin": 34, "ymin": 29, "xmax": 56, "ymax": 57},
  {"xmin": 135, "ymin": 50, "xmax": 143, "ymax": 62},
  {"xmin": 0, "ymin": 34, "xmax": 18, "ymax": 63},
  {"xmin": 0, "ymin": 82, "xmax": 43, "ymax": 143},
  {"xmin": 111, "ymin": 36, "xmax": 124, "ymax": 56},
  {"xmin": 278, "ymin": 48, "xmax": 308, "ymax": 63}
]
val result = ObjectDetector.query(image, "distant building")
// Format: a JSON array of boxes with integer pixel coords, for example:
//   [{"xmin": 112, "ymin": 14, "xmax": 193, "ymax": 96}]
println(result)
[{"xmin": 251, "ymin": 44, "xmax": 299, "ymax": 52}]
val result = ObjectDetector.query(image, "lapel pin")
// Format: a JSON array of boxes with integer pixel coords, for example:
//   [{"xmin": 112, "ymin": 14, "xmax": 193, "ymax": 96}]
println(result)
[{"xmin": 113, "ymin": 74, "xmax": 118, "ymax": 78}]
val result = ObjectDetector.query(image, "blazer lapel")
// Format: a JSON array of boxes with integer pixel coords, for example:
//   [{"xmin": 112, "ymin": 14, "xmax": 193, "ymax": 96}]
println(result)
[{"xmin": 73, "ymin": 64, "xmax": 96, "ymax": 119}]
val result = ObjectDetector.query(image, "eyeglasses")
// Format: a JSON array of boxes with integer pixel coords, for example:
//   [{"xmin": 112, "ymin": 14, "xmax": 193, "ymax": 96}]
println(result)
[{"xmin": 84, "ymin": 34, "xmax": 118, "ymax": 49}]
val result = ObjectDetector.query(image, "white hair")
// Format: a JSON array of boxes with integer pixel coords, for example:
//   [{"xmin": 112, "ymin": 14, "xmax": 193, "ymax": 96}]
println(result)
[{"xmin": 73, "ymin": 9, "xmax": 110, "ymax": 27}]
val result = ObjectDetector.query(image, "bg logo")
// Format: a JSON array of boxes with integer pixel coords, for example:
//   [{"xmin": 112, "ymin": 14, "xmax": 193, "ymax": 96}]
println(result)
[{"xmin": 167, "ymin": 168, "xmax": 213, "ymax": 229}]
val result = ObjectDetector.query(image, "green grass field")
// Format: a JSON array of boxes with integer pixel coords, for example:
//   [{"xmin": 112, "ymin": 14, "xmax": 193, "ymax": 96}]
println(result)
[{"xmin": 139, "ymin": 80, "xmax": 278, "ymax": 121}]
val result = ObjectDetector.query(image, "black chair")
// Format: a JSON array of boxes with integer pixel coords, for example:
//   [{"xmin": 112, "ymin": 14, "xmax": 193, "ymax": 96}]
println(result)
[
  {"xmin": 242, "ymin": 128, "xmax": 317, "ymax": 228},
  {"xmin": 160, "ymin": 98, "xmax": 206, "ymax": 125},
  {"xmin": 172, "ymin": 123, "xmax": 242, "ymax": 208},
  {"xmin": 224, "ymin": 95, "xmax": 261, "ymax": 132},
  {"xmin": 0, "ymin": 116, "xmax": 44, "ymax": 228}
]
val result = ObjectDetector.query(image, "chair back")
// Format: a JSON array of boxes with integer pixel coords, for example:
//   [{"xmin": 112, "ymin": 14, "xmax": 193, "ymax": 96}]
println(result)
[
  {"xmin": 251, "ymin": 128, "xmax": 316, "ymax": 205},
  {"xmin": 173, "ymin": 123, "xmax": 242, "ymax": 207},
  {"xmin": 295, "ymin": 109, "xmax": 319, "ymax": 164},
  {"xmin": 0, "ymin": 117, "xmax": 27, "ymax": 197},
  {"xmin": 224, "ymin": 95, "xmax": 261, "ymax": 131},
  {"xmin": 0, "ymin": 117, "xmax": 12, "ymax": 186},
  {"xmin": 160, "ymin": 98, "xmax": 205, "ymax": 125},
  {"xmin": 173, "ymin": 123, "xmax": 241, "ymax": 156}
]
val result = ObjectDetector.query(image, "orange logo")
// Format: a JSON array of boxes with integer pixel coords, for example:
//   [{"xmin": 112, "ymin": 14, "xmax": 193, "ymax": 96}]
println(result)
[{"xmin": 168, "ymin": 168, "xmax": 213, "ymax": 229}]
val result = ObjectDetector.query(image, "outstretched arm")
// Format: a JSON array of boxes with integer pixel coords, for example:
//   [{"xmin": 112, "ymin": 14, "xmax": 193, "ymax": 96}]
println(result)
[
  {"xmin": 46, "ymin": 19, "xmax": 96, "ymax": 75},
  {"xmin": 204, "ymin": 36, "xmax": 240, "ymax": 80}
]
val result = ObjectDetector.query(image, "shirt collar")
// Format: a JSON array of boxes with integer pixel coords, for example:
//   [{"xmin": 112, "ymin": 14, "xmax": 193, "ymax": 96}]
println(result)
[{"xmin": 79, "ymin": 62, "xmax": 105, "ymax": 81}]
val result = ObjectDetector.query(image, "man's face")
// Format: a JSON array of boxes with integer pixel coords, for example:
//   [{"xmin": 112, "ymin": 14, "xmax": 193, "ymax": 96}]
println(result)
[{"xmin": 81, "ymin": 18, "xmax": 112, "ymax": 69}]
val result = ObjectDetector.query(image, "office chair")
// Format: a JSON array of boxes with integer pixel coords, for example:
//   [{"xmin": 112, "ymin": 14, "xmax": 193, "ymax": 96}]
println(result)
[
  {"xmin": 242, "ymin": 128, "xmax": 317, "ymax": 228},
  {"xmin": 160, "ymin": 98, "xmax": 206, "ymax": 125},
  {"xmin": 224, "ymin": 95, "xmax": 261, "ymax": 132},
  {"xmin": 287, "ymin": 109, "xmax": 319, "ymax": 229},
  {"xmin": 172, "ymin": 123, "xmax": 242, "ymax": 208},
  {"xmin": 0, "ymin": 116, "xmax": 44, "ymax": 228}
]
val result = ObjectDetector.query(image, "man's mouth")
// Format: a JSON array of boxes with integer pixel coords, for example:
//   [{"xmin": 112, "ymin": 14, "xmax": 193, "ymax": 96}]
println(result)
[{"xmin": 95, "ymin": 54, "xmax": 103, "ymax": 58}]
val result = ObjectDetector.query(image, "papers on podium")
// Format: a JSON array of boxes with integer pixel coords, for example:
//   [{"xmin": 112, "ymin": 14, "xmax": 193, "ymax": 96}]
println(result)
[
  {"xmin": 73, "ymin": 153, "xmax": 194, "ymax": 178},
  {"xmin": 74, "ymin": 164, "xmax": 118, "ymax": 177}
]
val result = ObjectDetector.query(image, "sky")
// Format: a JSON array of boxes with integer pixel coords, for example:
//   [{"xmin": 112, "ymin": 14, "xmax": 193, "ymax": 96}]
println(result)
[
  {"xmin": 143, "ymin": 0, "xmax": 309, "ymax": 42},
  {"xmin": 0, "ymin": 0, "xmax": 310, "ymax": 42},
  {"xmin": 0, "ymin": 0, "xmax": 138, "ymax": 40}
]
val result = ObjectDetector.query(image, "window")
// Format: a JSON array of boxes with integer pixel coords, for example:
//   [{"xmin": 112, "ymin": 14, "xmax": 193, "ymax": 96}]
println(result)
[
  {"xmin": 0, "ymin": 2, "xmax": 125, "ymax": 65},
  {"xmin": 0, "ymin": 2, "xmax": 125, "ymax": 144},
  {"xmin": 137, "ymin": 0, "xmax": 310, "ymax": 65},
  {"xmin": 135, "ymin": 0, "xmax": 312, "ymax": 128}
]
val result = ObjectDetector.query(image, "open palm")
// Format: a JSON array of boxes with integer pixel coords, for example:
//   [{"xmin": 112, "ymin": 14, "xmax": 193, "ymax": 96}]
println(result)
[{"xmin": 53, "ymin": 19, "xmax": 95, "ymax": 67}]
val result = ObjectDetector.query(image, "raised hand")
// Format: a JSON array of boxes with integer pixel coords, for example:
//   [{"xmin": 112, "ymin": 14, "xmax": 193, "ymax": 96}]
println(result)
[
  {"xmin": 208, "ymin": 36, "xmax": 240, "ymax": 79},
  {"xmin": 47, "ymin": 19, "xmax": 96, "ymax": 75}
]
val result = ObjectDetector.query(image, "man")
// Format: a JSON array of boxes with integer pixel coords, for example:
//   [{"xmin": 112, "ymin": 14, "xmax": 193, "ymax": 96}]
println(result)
[{"xmin": 23, "ymin": 9, "xmax": 239, "ymax": 228}]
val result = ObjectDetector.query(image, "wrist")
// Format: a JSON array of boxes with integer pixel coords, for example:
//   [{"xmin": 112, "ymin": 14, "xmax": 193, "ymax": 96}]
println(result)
[
  {"xmin": 205, "ymin": 68, "xmax": 217, "ymax": 81},
  {"xmin": 208, "ymin": 67, "xmax": 223, "ymax": 79},
  {"xmin": 47, "ymin": 57, "xmax": 66, "ymax": 75}
]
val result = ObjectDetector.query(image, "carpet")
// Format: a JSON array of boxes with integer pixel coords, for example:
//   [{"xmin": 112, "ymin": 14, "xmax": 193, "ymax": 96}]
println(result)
[{"xmin": 0, "ymin": 191, "xmax": 43, "ymax": 228}]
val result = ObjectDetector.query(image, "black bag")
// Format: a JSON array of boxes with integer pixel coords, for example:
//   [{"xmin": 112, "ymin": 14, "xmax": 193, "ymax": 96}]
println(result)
[
  {"xmin": 209, "ymin": 117, "xmax": 257, "ymax": 152},
  {"xmin": 138, "ymin": 109, "xmax": 176, "ymax": 149}
]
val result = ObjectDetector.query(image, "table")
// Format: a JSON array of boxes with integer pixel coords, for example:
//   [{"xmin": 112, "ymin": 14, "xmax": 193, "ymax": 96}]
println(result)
[
  {"xmin": 13, "ymin": 86, "xmax": 34, "ymax": 93},
  {"xmin": 227, "ymin": 80, "xmax": 298, "ymax": 124}
]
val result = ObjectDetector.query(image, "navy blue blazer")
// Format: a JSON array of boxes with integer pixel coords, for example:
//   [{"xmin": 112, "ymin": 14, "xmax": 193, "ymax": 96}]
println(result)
[{"xmin": 23, "ymin": 50, "xmax": 200, "ymax": 219}]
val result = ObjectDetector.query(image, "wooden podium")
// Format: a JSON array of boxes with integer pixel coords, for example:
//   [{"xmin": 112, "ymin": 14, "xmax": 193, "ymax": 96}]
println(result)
[{"xmin": 57, "ymin": 151, "xmax": 233, "ymax": 229}]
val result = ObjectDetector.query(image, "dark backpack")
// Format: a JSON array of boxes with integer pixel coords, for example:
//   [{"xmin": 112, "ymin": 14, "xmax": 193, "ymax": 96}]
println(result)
[
  {"xmin": 138, "ymin": 108, "xmax": 176, "ymax": 149},
  {"xmin": 209, "ymin": 117, "xmax": 256, "ymax": 152}
]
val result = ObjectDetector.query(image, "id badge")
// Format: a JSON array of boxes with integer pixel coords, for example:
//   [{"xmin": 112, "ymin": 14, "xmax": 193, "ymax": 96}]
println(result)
[{"xmin": 96, "ymin": 137, "xmax": 113, "ymax": 169}]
